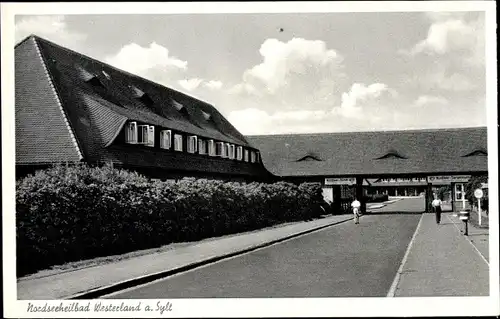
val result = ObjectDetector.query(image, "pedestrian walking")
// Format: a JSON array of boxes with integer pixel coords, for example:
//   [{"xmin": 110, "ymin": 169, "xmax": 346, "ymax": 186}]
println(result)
[
  {"xmin": 432, "ymin": 194, "xmax": 443, "ymax": 224},
  {"xmin": 351, "ymin": 198, "xmax": 361, "ymax": 224}
]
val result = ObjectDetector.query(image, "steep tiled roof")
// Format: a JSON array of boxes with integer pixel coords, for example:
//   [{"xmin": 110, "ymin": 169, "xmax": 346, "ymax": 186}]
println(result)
[
  {"xmin": 15, "ymin": 35, "xmax": 270, "ymax": 178},
  {"xmin": 248, "ymin": 127, "xmax": 488, "ymax": 177},
  {"xmin": 15, "ymin": 36, "xmax": 83, "ymax": 164}
]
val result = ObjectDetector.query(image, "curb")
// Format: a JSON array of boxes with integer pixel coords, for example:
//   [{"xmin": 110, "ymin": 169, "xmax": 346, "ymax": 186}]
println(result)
[{"xmin": 68, "ymin": 216, "xmax": 353, "ymax": 299}]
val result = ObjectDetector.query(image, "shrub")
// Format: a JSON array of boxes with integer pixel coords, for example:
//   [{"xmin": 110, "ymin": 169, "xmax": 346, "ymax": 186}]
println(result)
[{"xmin": 16, "ymin": 164, "xmax": 324, "ymax": 276}]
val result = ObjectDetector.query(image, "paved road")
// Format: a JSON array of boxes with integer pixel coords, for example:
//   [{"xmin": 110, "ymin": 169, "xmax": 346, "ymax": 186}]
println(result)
[
  {"xmin": 367, "ymin": 197, "xmax": 425, "ymax": 213},
  {"xmin": 106, "ymin": 214, "xmax": 421, "ymax": 298}
]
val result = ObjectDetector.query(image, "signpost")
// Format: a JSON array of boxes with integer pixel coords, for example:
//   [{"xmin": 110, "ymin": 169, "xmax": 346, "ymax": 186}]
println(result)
[{"xmin": 474, "ymin": 188, "xmax": 483, "ymax": 226}]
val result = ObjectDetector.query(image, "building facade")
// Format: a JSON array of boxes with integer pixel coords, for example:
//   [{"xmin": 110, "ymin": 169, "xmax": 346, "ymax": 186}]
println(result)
[
  {"xmin": 15, "ymin": 35, "xmax": 275, "ymax": 182},
  {"xmin": 248, "ymin": 127, "xmax": 488, "ymax": 212}
]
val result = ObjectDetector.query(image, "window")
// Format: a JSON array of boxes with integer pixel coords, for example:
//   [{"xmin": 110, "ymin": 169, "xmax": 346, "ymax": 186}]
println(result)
[
  {"xmin": 208, "ymin": 140, "xmax": 215, "ymax": 156},
  {"xmin": 236, "ymin": 146, "xmax": 243, "ymax": 161},
  {"xmin": 255, "ymin": 151, "xmax": 260, "ymax": 163},
  {"xmin": 455, "ymin": 183, "xmax": 465, "ymax": 201},
  {"xmin": 188, "ymin": 136, "xmax": 198, "ymax": 153},
  {"xmin": 250, "ymin": 151, "xmax": 256, "ymax": 163},
  {"xmin": 160, "ymin": 130, "xmax": 171, "ymax": 149},
  {"xmin": 198, "ymin": 139, "xmax": 207, "ymax": 155},
  {"xmin": 136, "ymin": 124, "xmax": 154, "ymax": 146},
  {"xmin": 244, "ymin": 149, "xmax": 249, "ymax": 162},
  {"xmin": 229, "ymin": 144, "xmax": 235, "ymax": 159},
  {"xmin": 125, "ymin": 122, "xmax": 138, "ymax": 144},
  {"xmin": 174, "ymin": 134, "xmax": 183, "ymax": 152},
  {"xmin": 223, "ymin": 143, "xmax": 230, "ymax": 158},
  {"xmin": 216, "ymin": 142, "xmax": 224, "ymax": 157}
]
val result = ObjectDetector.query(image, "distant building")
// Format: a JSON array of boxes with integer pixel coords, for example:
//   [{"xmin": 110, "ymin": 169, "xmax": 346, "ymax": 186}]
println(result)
[
  {"xmin": 15, "ymin": 35, "xmax": 274, "ymax": 182},
  {"xmin": 249, "ymin": 127, "xmax": 488, "ymax": 211}
]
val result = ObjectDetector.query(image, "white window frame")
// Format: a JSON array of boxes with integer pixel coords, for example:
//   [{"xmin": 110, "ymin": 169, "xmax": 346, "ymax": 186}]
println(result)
[
  {"xmin": 244, "ymin": 149, "xmax": 249, "ymax": 162},
  {"xmin": 198, "ymin": 138, "xmax": 207, "ymax": 155},
  {"xmin": 126, "ymin": 121, "xmax": 138, "ymax": 144},
  {"xmin": 146, "ymin": 125, "xmax": 155, "ymax": 147},
  {"xmin": 137, "ymin": 125, "xmax": 150, "ymax": 145},
  {"xmin": 174, "ymin": 134, "xmax": 183, "ymax": 152},
  {"xmin": 236, "ymin": 146, "xmax": 243, "ymax": 161},
  {"xmin": 160, "ymin": 130, "xmax": 172, "ymax": 149},
  {"xmin": 188, "ymin": 135, "xmax": 198, "ymax": 154},
  {"xmin": 229, "ymin": 144, "xmax": 235, "ymax": 160},
  {"xmin": 208, "ymin": 140, "xmax": 215, "ymax": 156},
  {"xmin": 455, "ymin": 183, "xmax": 465, "ymax": 201},
  {"xmin": 250, "ymin": 151, "xmax": 256, "ymax": 163},
  {"xmin": 216, "ymin": 142, "xmax": 224, "ymax": 157}
]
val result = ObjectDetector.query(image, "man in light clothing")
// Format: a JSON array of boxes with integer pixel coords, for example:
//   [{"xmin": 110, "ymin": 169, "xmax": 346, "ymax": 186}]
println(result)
[
  {"xmin": 351, "ymin": 198, "xmax": 361, "ymax": 224},
  {"xmin": 432, "ymin": 194, "xmax": 443, "ymax": 224}
]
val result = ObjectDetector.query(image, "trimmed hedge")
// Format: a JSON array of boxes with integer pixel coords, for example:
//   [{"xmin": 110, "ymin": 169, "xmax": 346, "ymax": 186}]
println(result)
[{"xmin": 16, "ymin": 164, "xmax": 324, "ymax": 276}]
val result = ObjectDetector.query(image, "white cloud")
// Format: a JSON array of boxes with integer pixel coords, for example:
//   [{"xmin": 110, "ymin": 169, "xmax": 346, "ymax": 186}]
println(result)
[
  {"xmin": 413, "ymin": 95, "xmax": 449, "ymax": 107},
  {"xmin": 105, "ymin": 42, "xmax": 187, "ymax": 75},
  {"xmin": 239, "ymin": 38, "xmax": 344, "ymax": 96},
  {"xmin": 427, "ymin": 69, "xmax": 477, "ymax": 91},
  {"xmin": 404, "ymin": 14, "xmax": 484, "ymax": 67},
  {"xmin": 412, "ymin": 19, "xmax": 478, "ymax": 56},
  {"xmin": 203, "ymin": 80, "xmax": 223, "ymax": 90},
  {"xmin": 178, "ymin": 78, "xmax": 203, "ymax": 91},
  {"xmin": 227, "ymin": 83, "xmax": 259, "ymax": 96},
  {"xmin": 227, "ymin": 82, "xmax": 394, "ymax": 134},
  {"xmin": 15, "ymin": 15, "xmax": 87, "ymax": 49},
  {"xmin": 334, "ymin": 83, "xmax": 390, "ymax": 119}
]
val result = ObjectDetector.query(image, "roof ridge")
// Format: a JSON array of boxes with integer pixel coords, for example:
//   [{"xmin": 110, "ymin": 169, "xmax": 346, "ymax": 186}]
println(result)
[
  {"xmin": 247, "ymin": 126, "xmax": 488, "ymax": 137},
  {"xmin": 32, "ymin": 36, "xmax": 85, "ymax": 161},
  {"xmin": 14, "ymin": 34, "xmax": 37, "ymax": 49}
]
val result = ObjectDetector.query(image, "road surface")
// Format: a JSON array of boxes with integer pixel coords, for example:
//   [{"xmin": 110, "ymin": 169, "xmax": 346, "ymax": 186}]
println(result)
[
  {"xmin": 105, "ymin": 213, "xmax": 421, "ymax": 298},
  {"xmin": 367, "ymin": 197, "xmax": 425, "ymax": 213}
]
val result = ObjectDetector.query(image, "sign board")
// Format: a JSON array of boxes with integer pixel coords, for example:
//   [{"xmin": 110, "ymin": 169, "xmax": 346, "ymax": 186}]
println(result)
[
  {"xmin": 427, "ymin": 175, "xmax": 471, "ymax": 184},
  {"xmin": 474, "ymin": 188, "xmax": 484, "ymax": 199},
  {"xmin": 325, "ymin": 177, "xmax": 356, "ymax": 185}
]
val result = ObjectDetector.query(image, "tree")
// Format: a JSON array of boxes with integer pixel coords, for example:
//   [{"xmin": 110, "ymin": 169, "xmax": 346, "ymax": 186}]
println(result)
[{"xmin": 465, "ymin": 174, "xmax": 488, "ymax": 214}]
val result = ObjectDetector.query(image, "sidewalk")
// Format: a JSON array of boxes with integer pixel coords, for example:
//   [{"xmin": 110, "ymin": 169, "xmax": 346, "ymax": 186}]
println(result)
[
  {"xmin": 17, "ymin": 214, "xmax": 352, "ymax": 300},
  {"xmin": 392, "ymin": 212, "xmax": 490, "ymax": 297}
]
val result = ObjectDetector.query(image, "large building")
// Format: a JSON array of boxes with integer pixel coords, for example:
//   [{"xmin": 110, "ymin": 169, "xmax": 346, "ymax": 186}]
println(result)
[
  {"xmin": 15, "ymin": 35, "xmax": 275, "ymax": 182},
  {"xmin": 248, "ymin": 127, "xmax": 488, "ymax": 212}
]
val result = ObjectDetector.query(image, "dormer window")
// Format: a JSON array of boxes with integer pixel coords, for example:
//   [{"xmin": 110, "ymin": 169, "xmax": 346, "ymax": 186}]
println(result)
[
  {"xmin": 462, "ymin": 149, "xmax": 488, "ymax": 157},
  {"xmin": 208, "ymin": 140, "xmax": 215, "ymax": 156},
  {"xmin": 174, "ymin": 134, "xmax": 183, "ymax": 152},
  {"xmin": 236, "ymin": 146, "xmax": 243, "ymax": 161},
  {"xmin": 160, "ymin": 130, "xmax": 171, "ymax": 149},
  {"xmin": 201, "ymin": 110, "xmax": 212, "ymax": 121},
  {"xmin": 131, "ymin": 86, "xmax": 154, "ymax": 106},
  {"xmin": 198, "ymin": 139, "xmax": 207, "ymax": 155},
  {"xmin": 188, "ymin": 136, "xmax": 198, "ymax": 154},
  {"xmin": 78, "ymin": 67, "xmax": 105, "ymax": 88},
  {"xmin": 375, "ymin": 150, "xmax": 407, "ymax": 160},
  {"xmin": 102, "ymin": 70, "xmax": 111, "ymax": 80}
]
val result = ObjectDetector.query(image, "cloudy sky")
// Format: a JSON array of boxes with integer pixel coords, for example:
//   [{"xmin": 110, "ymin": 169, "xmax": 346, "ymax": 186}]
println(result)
[{"xmin": 14, "ymin": 8, "xmax": 488, "ymax": 135}]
